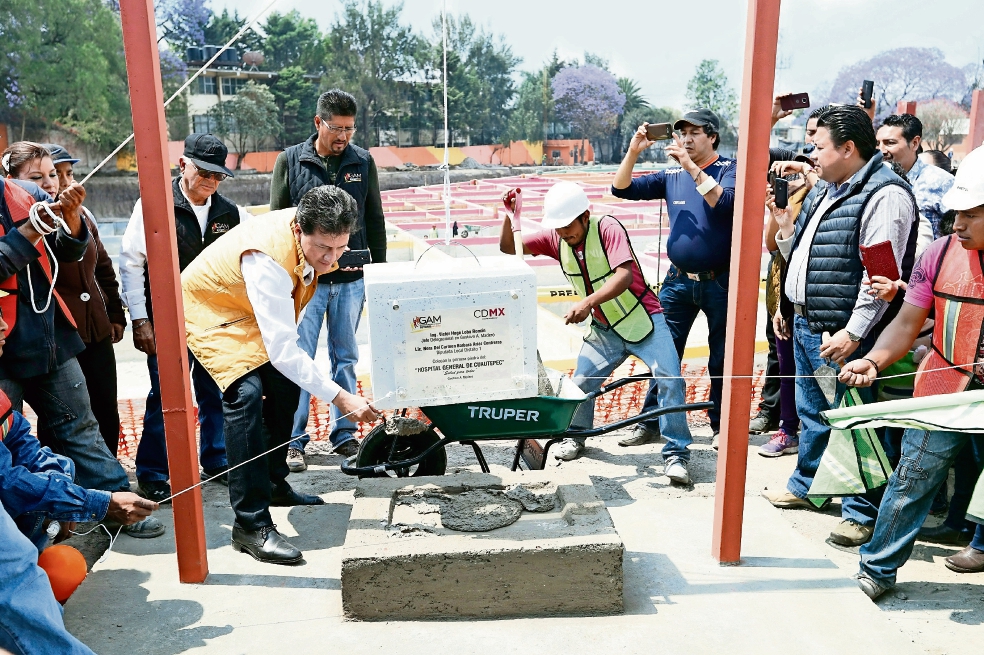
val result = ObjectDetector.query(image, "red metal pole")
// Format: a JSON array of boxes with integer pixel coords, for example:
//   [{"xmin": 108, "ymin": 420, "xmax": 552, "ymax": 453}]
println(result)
[
  {"xmin": 968, "ymin": 89, "xmax": 984, "ymax": 152},
  {"xmin": 118, "ymin": 0, "xmax": 208, "ymax": 583},
  {"xmin": 711, "ymin": 0, "xmax": 781, "ymax": 564},
  {"xmin": 896, "ymin": 101, "xmax": 917, "ymax": 115}
]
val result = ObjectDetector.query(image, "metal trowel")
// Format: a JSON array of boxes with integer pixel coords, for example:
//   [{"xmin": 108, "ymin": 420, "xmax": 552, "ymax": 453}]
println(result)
[{"xmin": 814, "ymin": 332, "xmax": 838, "ymax": 407}]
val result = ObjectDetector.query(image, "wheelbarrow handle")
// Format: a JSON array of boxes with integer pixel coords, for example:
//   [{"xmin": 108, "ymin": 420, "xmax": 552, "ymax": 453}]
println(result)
[
  {"xmin": 583, "ymin": 372, "xmax": 657, "ymax": 401},
  {"xmin": 566, "ymin": 401, "xmax": 715, "ymax": 438}
]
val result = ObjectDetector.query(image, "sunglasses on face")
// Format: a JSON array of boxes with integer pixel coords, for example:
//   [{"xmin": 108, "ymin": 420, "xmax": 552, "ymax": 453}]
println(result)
[{"xmin": 188, "ymin": 162, "xmax": 227, "ymax": 182}]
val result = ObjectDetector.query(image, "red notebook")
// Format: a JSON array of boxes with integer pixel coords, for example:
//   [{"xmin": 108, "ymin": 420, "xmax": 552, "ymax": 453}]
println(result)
[{"xmin": 860, "ymin": 240, "xmax": 900, "ymax": 281}]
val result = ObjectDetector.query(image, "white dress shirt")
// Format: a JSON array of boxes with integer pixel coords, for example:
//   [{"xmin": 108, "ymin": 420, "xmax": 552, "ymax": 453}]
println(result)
[
  {"xmin": 241, "ymin": 251, "xmax": 342, "ymax": 402},
  {"xmin": 119, "ymin": 188, "xmax": 253, "ymax": 321},
  {"xmin": 777, "ymin": 164, "xmax": 915, "ymax": 338}
]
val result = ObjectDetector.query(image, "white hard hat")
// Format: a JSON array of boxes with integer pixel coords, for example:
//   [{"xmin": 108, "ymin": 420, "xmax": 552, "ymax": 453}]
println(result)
[
  {"xmin": 943, "ymin": 145, "xmax": 984, "ymax": 211},
  {"xmin": 540, "ymin": 181, "xmax": 590, "ymax": 229}
]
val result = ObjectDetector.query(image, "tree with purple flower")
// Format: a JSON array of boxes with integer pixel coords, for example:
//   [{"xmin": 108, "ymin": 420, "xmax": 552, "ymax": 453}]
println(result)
[{"xmin": 552, "ymin": 65, "xmax": 625, "ymax": 162}]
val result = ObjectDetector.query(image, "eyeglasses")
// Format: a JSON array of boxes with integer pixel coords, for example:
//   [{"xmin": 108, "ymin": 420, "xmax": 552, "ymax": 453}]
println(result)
[
  {"xmin": 321, "ymin": 123, "xmax": 357, "ymax": 136},
  {"xmin": 188, "ymin": 161, "xmax": 227, "ymax": 182}
]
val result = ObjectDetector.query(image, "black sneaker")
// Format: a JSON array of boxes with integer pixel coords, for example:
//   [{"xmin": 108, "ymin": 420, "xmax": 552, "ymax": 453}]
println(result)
[
  {"xmin": 137, "ymin": 480, "xmax": 172, "ymax": 504},
  {"xmin": 748, "ymin": 413, "xmax": 779, "ymax": 434},
  {"xmin": 202, "ymin": 467, "xmax": 229, "ymax": 486}
]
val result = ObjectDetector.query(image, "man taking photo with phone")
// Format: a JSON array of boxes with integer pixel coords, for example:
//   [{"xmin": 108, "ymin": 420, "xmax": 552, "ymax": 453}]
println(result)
[{"xmin": 611, "ymin": 109, "xmax": 736, "ymax": 450}]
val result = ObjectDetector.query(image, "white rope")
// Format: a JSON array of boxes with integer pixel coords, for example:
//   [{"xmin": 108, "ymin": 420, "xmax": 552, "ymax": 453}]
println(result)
[
  {"xmin": 24, "ymin": 203, "xmax": 70, "ymax": 315},
  {"xmin": 78, "ymin": 0, "xmax": 279, "ymax": 186},
  {"xmin": 160, "ymin": 392, "xmax": 394, "ymax": 504},
  {"xmin": 440, "ymin": 0, "xmax": 452, "ymax": 247}
]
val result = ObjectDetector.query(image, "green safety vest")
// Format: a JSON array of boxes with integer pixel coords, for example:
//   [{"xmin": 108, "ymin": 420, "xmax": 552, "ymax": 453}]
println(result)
[{"xmin": 559, "ymin": 215, "xmax": 655, "ymax": 343}]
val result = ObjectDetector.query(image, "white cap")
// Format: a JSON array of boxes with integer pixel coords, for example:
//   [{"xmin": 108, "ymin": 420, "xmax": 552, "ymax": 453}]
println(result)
[
  {"xmin": 540, "ymin": 181, "xmax": 590, "ymax": 229},
  {"xmin": 943, "ymin": 145, "xmax": 984, "ymax": 211}
]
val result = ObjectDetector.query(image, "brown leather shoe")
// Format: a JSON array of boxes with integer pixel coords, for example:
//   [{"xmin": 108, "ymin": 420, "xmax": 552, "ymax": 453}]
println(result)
[
  {"xmin": 762, "ymin": 488, "xmax": 817, "ymax": 509},
  {"xmin": 945, "ymin": 546, "xmax": 984, "ymax": 573}
]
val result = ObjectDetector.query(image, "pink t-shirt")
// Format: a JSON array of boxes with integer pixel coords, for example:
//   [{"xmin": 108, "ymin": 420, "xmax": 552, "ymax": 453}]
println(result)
[
  {"xmin": 904, "ymin": 237, "xmax": 949, "ymax": 309},
  {"xmin": 524, "ymin": 216, "xmax": 662, "ymax": 325}
]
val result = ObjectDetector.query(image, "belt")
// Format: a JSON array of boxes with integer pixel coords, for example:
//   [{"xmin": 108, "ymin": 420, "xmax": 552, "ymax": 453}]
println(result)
[
  {"xmin": 793, "ymin": 303, "xmax": 806, "ymax": 316},
  {"xmin": 678, "ymin": 267, "xmax": 727, "ymax": 282}
]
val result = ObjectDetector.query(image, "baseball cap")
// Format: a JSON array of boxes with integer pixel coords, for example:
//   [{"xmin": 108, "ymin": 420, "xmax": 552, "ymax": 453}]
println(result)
[
  {"xmin": 942, "ymin": 145, "xmax": 984, "ymax": 211},
  {"xmin": 42, "ymin": 144, "xmax": 80, "ymax": 166},
  {"xmin": 183, "ymin": 133, "xmax": 234, "ymax": 178},
  {"xmin": 673, "ymin": 109, "xmax": 721, "ymax": 132},
  {"xmin": 540, "ymin": 181, "xmax": 590, "ymax": 230}
]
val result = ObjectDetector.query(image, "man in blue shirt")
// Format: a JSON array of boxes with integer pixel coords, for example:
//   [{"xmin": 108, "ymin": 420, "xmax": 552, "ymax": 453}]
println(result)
[{"xmin": 612, "ymin": 109, "xmax": 737, "ymax": 445}]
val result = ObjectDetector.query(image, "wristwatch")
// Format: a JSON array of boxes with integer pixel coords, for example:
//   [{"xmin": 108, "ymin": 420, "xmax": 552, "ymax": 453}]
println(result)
[{"xmin": 847, "ymin": 331, "xmax": 862, "ymax": 342}]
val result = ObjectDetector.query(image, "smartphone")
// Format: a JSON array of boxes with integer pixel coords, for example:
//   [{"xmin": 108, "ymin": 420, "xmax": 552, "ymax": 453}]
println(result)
[
  {"xmin": 860, "ymin": 80, "xmax": 875, "ymax": 109},
  {"xmin": 337, "ymin": 249, "xmax": 371, "ymax": 269},
  {"xmin": 645, "ymin": 122, "xmax": 674, "ymax": 141},
  {"xmin": 773, "ymin": 178, "xmax": 788, "ymax": 210},
  {"xmin": 779, "ymin": 92, "xmax": 810, "ymax": 111},
  {"xmin": 860, "ymin": 240, "xmax": 900, "ymax": 281}
]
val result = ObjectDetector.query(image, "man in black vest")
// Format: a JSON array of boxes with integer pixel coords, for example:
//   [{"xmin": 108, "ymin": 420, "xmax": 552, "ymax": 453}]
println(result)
[
  {"xmin": 120, "ymin": 133, "xmax": 252, "ymax": 502},
  {"xmin": 765, "ymin": 106, "xmax": 919, "ymax": 547},
  {"xmin": 269, "ymin": 89, "xmax": 386, "ymax": 467}
]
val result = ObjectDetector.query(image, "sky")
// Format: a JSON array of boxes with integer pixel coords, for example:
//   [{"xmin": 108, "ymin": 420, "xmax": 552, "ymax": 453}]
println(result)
[{"xmin": 214, "ymin": 0, "xmax": 984, "ymax": 110}]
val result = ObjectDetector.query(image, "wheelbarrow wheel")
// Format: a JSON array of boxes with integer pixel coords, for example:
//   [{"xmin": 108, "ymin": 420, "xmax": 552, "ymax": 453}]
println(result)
[{"xmin": 355, "ymin": 424, "xmax": 448, "ymax": 479}]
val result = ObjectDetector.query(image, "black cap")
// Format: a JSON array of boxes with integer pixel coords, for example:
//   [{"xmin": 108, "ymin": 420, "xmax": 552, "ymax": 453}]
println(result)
[
  {"xmin": 183, "ymin": 133, "xmax": 234, "ymax": 178},
  {"xmin": 674, "ymin": 109, "xmax": 721, "ymax": 132},
  {"xmin": 43, "ymin": 143, "xmax": 80, "ymax": 166}
]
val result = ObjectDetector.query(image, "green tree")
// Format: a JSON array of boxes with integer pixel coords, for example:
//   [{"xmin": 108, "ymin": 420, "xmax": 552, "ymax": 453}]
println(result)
[
  {"xmin": 204, "ymin": 8, "xmax": 264, "ymax": 53},
  {"xmin": 610, "ymin": 77, "xmax": 650, "ymax": 159},
  {"xmin": 322, "ymin": 1, "xmax": 419, "ymax": 148},
  {"xmin": 685, "ymin": 59, "xmax": 738, "ymax": 145},
  {"xmin": 270, "ymin": 66, "xmax": 318, "ymax": 148},
  {"xmin": 262, "ymin": 10, "xmax": 325, "ymax": 73},
  {"xmin": 0, "ymin": 0, "xmax": 131, "ymax": 149},
  {"xmin": 208, "ymin": 81, "xmax": 282, "ymax": 168},
  {"xmin": 506, "ymin": 53, "xmax": 568, "ymax": 142},
  {"xmin": 425, "ymin": 14, "xmax": 520, "ymax": 146}
]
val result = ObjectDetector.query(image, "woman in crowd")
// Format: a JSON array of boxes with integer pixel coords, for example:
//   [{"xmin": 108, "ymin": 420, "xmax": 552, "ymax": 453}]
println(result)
[{"xmin": 1, "ymin": 142, "xmax": 126, "ymax": 455}]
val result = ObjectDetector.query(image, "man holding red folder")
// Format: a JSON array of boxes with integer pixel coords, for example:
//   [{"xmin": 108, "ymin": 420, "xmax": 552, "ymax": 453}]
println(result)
[{"xmin": 766, "ymin": 105, "xmax": 919, "ymax": 547}]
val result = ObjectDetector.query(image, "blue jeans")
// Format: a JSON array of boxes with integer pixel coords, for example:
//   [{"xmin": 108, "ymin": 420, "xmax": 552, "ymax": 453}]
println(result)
[
  {"xmin": 291, "ymin": 279, "xmax": 365, "ymax": 451},
  {"xmin": 654, "ymin": 266, "xmax": 729, "ymax": 431},
  {"xmin": 0, "ymin": 358, "xmax": 129, "ymax": 492},
  {"xmin": 571, "ymin": 312, "xmax": 692, "ymax": 461},
  {"xmin": 860, "ymin": 429, "xmax": 984, "ymax": 587},
  {"xmin": 0, "ymin": 499, "xmax": 95, "ymax": 655},
  {"xmin": 787, "ymin": 315, "xmax": 885, "ymax": 524},
  {"xmin": 135, "ymin": 351, "xmax": 226, "ymax": 483}
]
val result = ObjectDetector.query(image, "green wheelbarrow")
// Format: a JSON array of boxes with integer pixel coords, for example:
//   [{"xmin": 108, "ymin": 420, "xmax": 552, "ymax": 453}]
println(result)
[{"xmin": 340, "ymin": 373, "xmax": 713, "ymax": 478}]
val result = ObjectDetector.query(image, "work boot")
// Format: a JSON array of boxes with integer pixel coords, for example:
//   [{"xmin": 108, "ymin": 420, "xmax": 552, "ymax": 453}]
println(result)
[
  {"xmin": 762, "ymin": 488, "xmax": 819, "ymax": 510},
  {"xmin": 552, "ymin": 439, "xmax": 584, "ymax": 461},
  {"xmin": 333, "ymin": 440, "xmax": 360, "ymax": 458},
  {"xmin": 748, "ymin": 412, "xmax": 779, "ymax": 434},
  {"xmin": 286, "ymin": 447, "xmax": 307, "ymax": 473},
  {"xmin": 663, "ymin": 456, "xmax": 691, "ymax": 485},
  {"xmin": 758, "ymin": 428, "xmax": 799, "ymax": 457},
  {"xmin": 917, "ymin": 523, "xmax": 973, "ymax": 546},
  {"xmin": 855, "ymin": 572, "xmax": 890, "ymax": 601},
  {"xmin": 618, "ymin": 424, "xmax": 659, "ymax": 447},
  {"xmin": 829, "ymin": 519, "xmax": 874, "ymax": 547},
  {"xmin": 945, "ymin": 546, "xmax": 984, "ymax": 573},
  {"xmin": 137, "ymin": 480, "xmax": 171, "ymax": 504},
  {"xmin": 232, "ymin": 524, "xmax": 303, "ymax": 565}
]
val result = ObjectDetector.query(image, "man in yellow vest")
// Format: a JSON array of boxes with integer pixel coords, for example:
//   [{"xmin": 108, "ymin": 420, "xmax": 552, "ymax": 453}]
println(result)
[
  {"xmin": 500, "ymin": 181, "xmax": 693, "ymax": 482},
  {"xmin": 182, "ymin": 185, "xmax": 378, "ymax": 565},
  {"xmin": 839, "ymin": 144, "xmax": 984, "ymax": 598}
]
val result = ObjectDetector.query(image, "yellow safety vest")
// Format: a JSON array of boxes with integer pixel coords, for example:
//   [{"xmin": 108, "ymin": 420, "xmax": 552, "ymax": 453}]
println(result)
[{"xmin": 559, "ymin": 215, "xmax": 655, "ymax": 343}]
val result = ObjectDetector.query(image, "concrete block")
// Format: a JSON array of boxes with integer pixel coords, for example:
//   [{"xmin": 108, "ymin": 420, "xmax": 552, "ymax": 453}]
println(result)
[{"xmin": 341, "ymin": 470, "xmax": 623, "ymax": 621}]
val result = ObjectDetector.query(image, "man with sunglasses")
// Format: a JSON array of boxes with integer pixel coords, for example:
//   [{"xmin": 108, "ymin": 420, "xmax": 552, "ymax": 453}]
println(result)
[
  {"xmin": 270, "ymin": 89, "xmax": 386, "ymax": 468},
  {"xmin": 120, "ymin": 133, "xmax": 253, "ymax": 502}
]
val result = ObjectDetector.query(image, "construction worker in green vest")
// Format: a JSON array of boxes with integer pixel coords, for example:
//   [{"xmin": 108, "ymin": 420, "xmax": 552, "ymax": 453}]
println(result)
[{"xmin": 500, "ymin": 181, "xmax": 693, "ymax": 483}]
